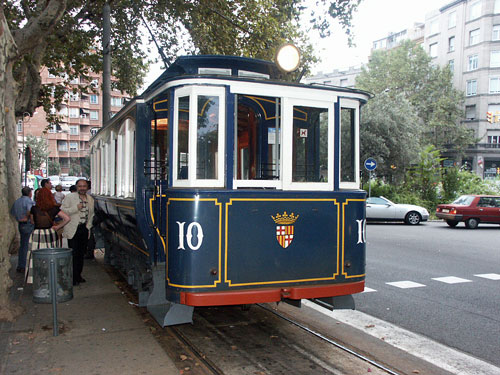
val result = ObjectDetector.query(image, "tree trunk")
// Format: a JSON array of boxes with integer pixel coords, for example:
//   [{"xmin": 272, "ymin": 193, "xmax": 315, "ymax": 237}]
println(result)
[{"xmin": 0, "ymin": 6, "xmax": 22, "ymax": 320}]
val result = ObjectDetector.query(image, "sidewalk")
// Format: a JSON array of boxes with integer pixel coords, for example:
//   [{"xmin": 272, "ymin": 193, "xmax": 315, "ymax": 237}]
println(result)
[{"xmin": 0, "ymin": 254, "xmax": 179, "ymax": 375}]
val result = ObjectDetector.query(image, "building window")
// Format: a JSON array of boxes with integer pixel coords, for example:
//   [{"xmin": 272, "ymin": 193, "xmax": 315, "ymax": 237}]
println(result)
[
  {"xmin": 465, "ymin": 105, "xmax": 476, "ymax": 120},
  {"xmin": 448, "ymin": 11, "xmax": 456, "ymax": 28},
  {"xmin": 491, "ymin": 51, "xmax": 500, "ymax": 67},
  {"xmin": 469, "ymin": 1, "xmax": 481, "ymax": 21},
  {"xmin": 69, "ymin": 77, "xmax": 79, "ymax": 84},
  {"xmin": 494, "ymin": 25, "xmax": 500, "ymax": 41},
  {"xmin": 489, "ymin": 77, "xmax": 500, "ymax": 93},
  {"xmin": 90, "ymin": 94, "xmax": 99, "ymax": 104},
  {"xmin": 17, "ymin": 121, "xmax": 22, "ymax": 133},
  {"xmin": 429, "ymin": 43, "xmax": 438, "ymax": 58},
  {"xmin": 69, "ymin": 93, "xmax": 79, "ymax": 101},
  {"xmin": 69, "ymin": 125, "xmax": 79, "ymax": 135},
  {"xmin": 69, "ymin": 107, "xmax": 79, "ymax": 118},
  {"xmin": 449, "ymin": 59, "xmax": 455, "ymax": 73},
  {"xmin": 470, "ymin": 29, "xmax": 480, "ymax": 45},
  {"xmin": 466, "ymin": 79, "xmax": 477, "ymax": 96},
  {"xmin": 48, "ymin": 124, "xmax": 57, "ymax": 133},
  {"xmin": 448, "ymin": 36, "xmax": 455, "ymax": 52},
  {"xmin": 58, "ymin": 141, "xmax": 68, "ymax": 151},
  {"xmin": 69, "ymin": 142, "xmax": 78, "ymax": 152},
  {"xmin": 90, "ymin": 110, "xmax": 99, "ymax": 120},
  {"xmin": 91, "ymin": 79, "xmax": 99, "ymax": 88},
  {"xmin": 488, "ymin": 135, "xmax": 500, "ymax": 144},
  {"xmin": 468, "ymin": 54, "xmax": 479, "ymax": 71},
  {"xmin": 428, "ymin": 19, "xmax": 439, "ymax": 35},
  {"xmin": 111, "ymin": 97, "xmax": 122, "ymax": 107}
]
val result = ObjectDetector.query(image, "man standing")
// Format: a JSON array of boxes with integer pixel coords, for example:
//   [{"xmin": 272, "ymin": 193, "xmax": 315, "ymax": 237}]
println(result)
[
  {"xmin": 61, "ymin": 179, "xmax": 94, "ymax": 285},
  {"xmin": 10, "ymin": 187, "xmax": 35, "ymax": 273}
]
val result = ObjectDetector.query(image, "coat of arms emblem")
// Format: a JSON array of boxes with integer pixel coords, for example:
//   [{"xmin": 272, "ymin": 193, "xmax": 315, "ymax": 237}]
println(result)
[{"xmin": 271, "ymin": 211, "xmax": 299, "ymax": 248}]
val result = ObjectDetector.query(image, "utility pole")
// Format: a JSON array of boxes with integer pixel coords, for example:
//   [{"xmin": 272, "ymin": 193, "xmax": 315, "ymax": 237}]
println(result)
[{"xmin": 102, "ymin": 3, "xmax": 111, "ymax": 124}]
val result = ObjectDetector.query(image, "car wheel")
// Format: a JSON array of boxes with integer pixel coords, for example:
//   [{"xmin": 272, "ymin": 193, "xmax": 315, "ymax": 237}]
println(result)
[
  {"xmin": 465, "ymin": 218, "xmax": 479, "ymax": 229},
  {"xmin": 405, "ymin": 211, "xmax": 421, "ymax": 225},
  {"xmin": 446, "ymin": 220, "xmax": 459, "ymax": 228}
]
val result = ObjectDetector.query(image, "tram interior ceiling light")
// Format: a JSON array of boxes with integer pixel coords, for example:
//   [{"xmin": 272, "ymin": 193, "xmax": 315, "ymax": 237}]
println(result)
[{"xmin": 276, "ymin": 44, "xmax": 301, "ymax": 73}]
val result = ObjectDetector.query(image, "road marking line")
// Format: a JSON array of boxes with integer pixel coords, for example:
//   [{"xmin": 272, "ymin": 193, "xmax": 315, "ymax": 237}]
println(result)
[
  {"xmin": 431, "ymin": 276, "xmax": 472, "ymax": 284},
  {"xmin": 474, "ymin": 273, "xmax": 500, "ymax": 280},
  {"xmin": 362, "ymin": 287, "xmax": 377, "ymax": 293},
  {"xmin": 385, "ymin": 281, "xmax": 426, "ymax": 289},
  {"xmin": 302, "ymin": 300, "xmax": 500, "ymax": 375}
]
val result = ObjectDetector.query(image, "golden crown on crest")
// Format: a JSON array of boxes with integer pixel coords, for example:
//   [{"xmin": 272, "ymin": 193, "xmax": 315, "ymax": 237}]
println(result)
[{"xmin": 271, "ymin": 211, "xmax": 299, "ymax": 225}]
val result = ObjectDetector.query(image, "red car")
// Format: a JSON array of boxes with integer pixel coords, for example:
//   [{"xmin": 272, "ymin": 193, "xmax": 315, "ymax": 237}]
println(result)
[{"xmin": 436, "ymin": 195, "xmax": 500, "ymax": 228}]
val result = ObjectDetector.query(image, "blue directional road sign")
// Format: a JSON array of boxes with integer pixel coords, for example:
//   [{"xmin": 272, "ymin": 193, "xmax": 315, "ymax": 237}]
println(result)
[{"xmin": 364, "ymin": 158, "xmax": 377, "ymax": 171}]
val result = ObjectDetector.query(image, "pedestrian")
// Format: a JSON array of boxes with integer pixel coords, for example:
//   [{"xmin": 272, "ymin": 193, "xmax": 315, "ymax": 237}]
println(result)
[
  {"xmin": 53, "ymin": 184, "xmax": 65, "ymax": 205},
  {"xmin": 69, "ymin": 185, "xmax": 77, "ymax": 193},
  {"xmin": 10, "ymin": 187, "xmax": 35, "ymax": 273},
  {"xmin": 27, "ymin": 187, "xmax": 70, "ymax": 283},
  {"xmin": 40, "ymin": 178, "xmax": 57, "ymax": 205},
  {"xmin": 61, "ymin": 179, "xmax": 94, "ymax": 285}
]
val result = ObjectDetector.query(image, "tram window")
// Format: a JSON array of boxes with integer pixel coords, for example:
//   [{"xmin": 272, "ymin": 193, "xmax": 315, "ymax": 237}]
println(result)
[
  {"xmin": 341, "ymin": 107, "xmax": 356, "ymax": 183},
  {"xmin": 235, "ymin": 95, "xmax": 280, "ymax": 184},
  {"xmin": 292, "ymin": 106, "xmax": 328, "ymax": 183},
  {"xmin": 177, "ymin": 96, "xmax": 189, "ymax": 180},
  {"xmin": 150, "ymin": 117, "xmax": 169, "ymax": 180},
  {"xmin": 197, "ymin": 95, "xmax": 219, "ymax": 179}
]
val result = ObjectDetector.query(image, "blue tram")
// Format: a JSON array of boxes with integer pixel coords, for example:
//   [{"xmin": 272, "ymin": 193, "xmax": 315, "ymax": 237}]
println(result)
[{"xmin": 89, "ymin": 55, "xmax": 370, "ymax": 326}]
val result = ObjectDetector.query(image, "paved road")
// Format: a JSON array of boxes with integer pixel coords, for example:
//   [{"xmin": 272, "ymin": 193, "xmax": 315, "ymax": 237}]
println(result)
[{"xmin": 354, "ymin": 221, "xmax": 500, "ymax": 367}]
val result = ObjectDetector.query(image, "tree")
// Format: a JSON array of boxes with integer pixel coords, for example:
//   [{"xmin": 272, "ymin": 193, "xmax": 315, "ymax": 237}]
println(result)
[
  {"xmin": 360, "ymin": 91, "xmax": 422, "ymax": 182},
  {"xmin": 356, "ymin": 40, "xmax": 471, "ymax": 154},
  {"xmin": 48, "ymin": 159, "xmax": 61, "ymax": 176},
  {"xmin": 0, "ymin": 1, "xmax": 362, "ymax": 320},
  {"xmin": 25, "ymin": 135, "xmax": 48, "ymax": 171}
]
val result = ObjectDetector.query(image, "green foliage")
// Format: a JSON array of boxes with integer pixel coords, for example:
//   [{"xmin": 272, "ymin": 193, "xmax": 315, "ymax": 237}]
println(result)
[
  {"xmin": 405, "ymin": 145, "xmax": 444, "ymax": 204},
  {"xmin": 25, "ymin": 135, "xmax": 48, "ymax": 171},
  {"xmin": 48, "ymin": 159, "xmax": 61, "ymax": 176},
  {"xmin": 356, "ymin": 40, "xmax": 471, "ymax": 155},
  {"xmin": 442, "ymin": 169, "xmax": 500, "ymax": 200},
  {"xmin": 360, "ymin": 91, "xmax": 422, "ymax": 181},
  {"xmin": 5, "ymin": 0, "xmax": 362, "ymax": 119}
]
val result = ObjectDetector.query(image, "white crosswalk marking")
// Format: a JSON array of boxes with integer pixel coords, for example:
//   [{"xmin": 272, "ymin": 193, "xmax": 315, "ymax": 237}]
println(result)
[
  {"xmin": 474, "ymin": 273, "xmax": 500, "ymax": 280},
  {"xmin": 386, "ymin": 281, "xmax": 426, "ymax": 289},
  {"xmin": 362, "ymin": 287, "xmax": 377, "ymax": 293},
  {"xmin": 432, "ymin": 276, "xmax": 472, "ymax": 284}
]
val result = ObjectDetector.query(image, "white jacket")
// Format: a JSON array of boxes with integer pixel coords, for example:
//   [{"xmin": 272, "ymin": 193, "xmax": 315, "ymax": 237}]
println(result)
[{"xmin": 61, "ymin": 192, "xmax": 95, "ymax": 240}]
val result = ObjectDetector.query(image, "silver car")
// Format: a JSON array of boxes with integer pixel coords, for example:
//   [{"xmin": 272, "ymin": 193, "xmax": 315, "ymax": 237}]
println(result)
[
  {"xmin": 60, "ymin": 176, "xmax": 79, "ymax": 191},
  {"xmin": 366, "ymin": 196, "xmax": 429, "ymax": 225}
]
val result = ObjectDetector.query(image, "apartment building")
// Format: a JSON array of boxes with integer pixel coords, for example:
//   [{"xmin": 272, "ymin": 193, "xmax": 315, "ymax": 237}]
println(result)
[
  {"xmin": 18, "ymin": 68, "xmax": 129, "ymax": 176},
  {"xmin": 424, "ymin": 0, "xmax": 500, "ymax": 178},
  {"xmin": 304, "ymin": 66, "xmax": 362, "ymax": 88}
]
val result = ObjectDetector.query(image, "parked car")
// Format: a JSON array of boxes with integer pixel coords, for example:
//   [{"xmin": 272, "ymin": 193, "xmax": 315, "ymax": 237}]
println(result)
[
  {"xmin": 48, "ymin": 175, "xmax": 61, "ymax": 186},
  {"xmin": 366, "ymin": 196, "xmax": 429, "ymax": 225},
  {"xmin": 436, "ymin": 195, "xmax": 500, "ymax": 229},
  {"xmin": 60, "ymin": 176, "xmax": 79, "ymax": 190}
]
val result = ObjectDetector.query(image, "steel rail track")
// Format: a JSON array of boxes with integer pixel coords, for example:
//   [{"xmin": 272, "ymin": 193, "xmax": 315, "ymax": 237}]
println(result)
[{"xmin": 257, "ymin": 303, "xmax": 401, "ymax": 375}]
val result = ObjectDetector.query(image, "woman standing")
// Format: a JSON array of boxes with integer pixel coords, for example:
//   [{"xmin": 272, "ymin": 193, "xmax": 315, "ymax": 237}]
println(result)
[{"xmin": 26, "ymin": 187, "xmax": 70, "ymax": 283}]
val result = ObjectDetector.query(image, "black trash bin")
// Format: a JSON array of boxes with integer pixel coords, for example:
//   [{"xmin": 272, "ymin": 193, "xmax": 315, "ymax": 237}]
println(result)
[{"xmin": 32, "ymin": 248, "xmax": 73, "ymax": 303}]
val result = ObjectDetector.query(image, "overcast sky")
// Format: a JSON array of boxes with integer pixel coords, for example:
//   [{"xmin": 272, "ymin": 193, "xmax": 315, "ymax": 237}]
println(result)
[{"xmin": 142, "ymin": 0, "xmax": 451, "ymax": 89}]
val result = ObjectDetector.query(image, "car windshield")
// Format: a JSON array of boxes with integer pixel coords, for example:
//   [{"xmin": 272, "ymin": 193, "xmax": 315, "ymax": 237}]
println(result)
[{"xmin": 451, "ymin": 195, "xmax": 475, "ymax": 206}]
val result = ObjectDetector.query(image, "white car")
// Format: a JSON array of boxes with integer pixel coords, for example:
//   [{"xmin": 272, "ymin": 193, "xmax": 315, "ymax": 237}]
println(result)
[
  {"xmin": 60, "ymin": 176, "xmax": 79, "ymax": 190},
  {"xmin": 366, "ymin": 196, "xmax": 429, "ymax": 225},
  {"xmin": 48, "ymin": 175, "xmax": 61, "ymax": 186}
]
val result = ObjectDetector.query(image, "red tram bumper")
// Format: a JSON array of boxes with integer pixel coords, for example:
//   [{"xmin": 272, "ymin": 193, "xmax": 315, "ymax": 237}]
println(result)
[{"xmin": 181, "ymin": 281, "xmax": 365, "ymax": 306}]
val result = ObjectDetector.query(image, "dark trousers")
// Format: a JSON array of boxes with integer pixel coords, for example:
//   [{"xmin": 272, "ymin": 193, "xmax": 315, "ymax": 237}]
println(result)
[
  {"xmin": 18, "ymin": 222, "xmax": 34, "ymax": 269},
  {"xmin": 68, "ymin": 224, "xmax": 89, "ymax": 282}
]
